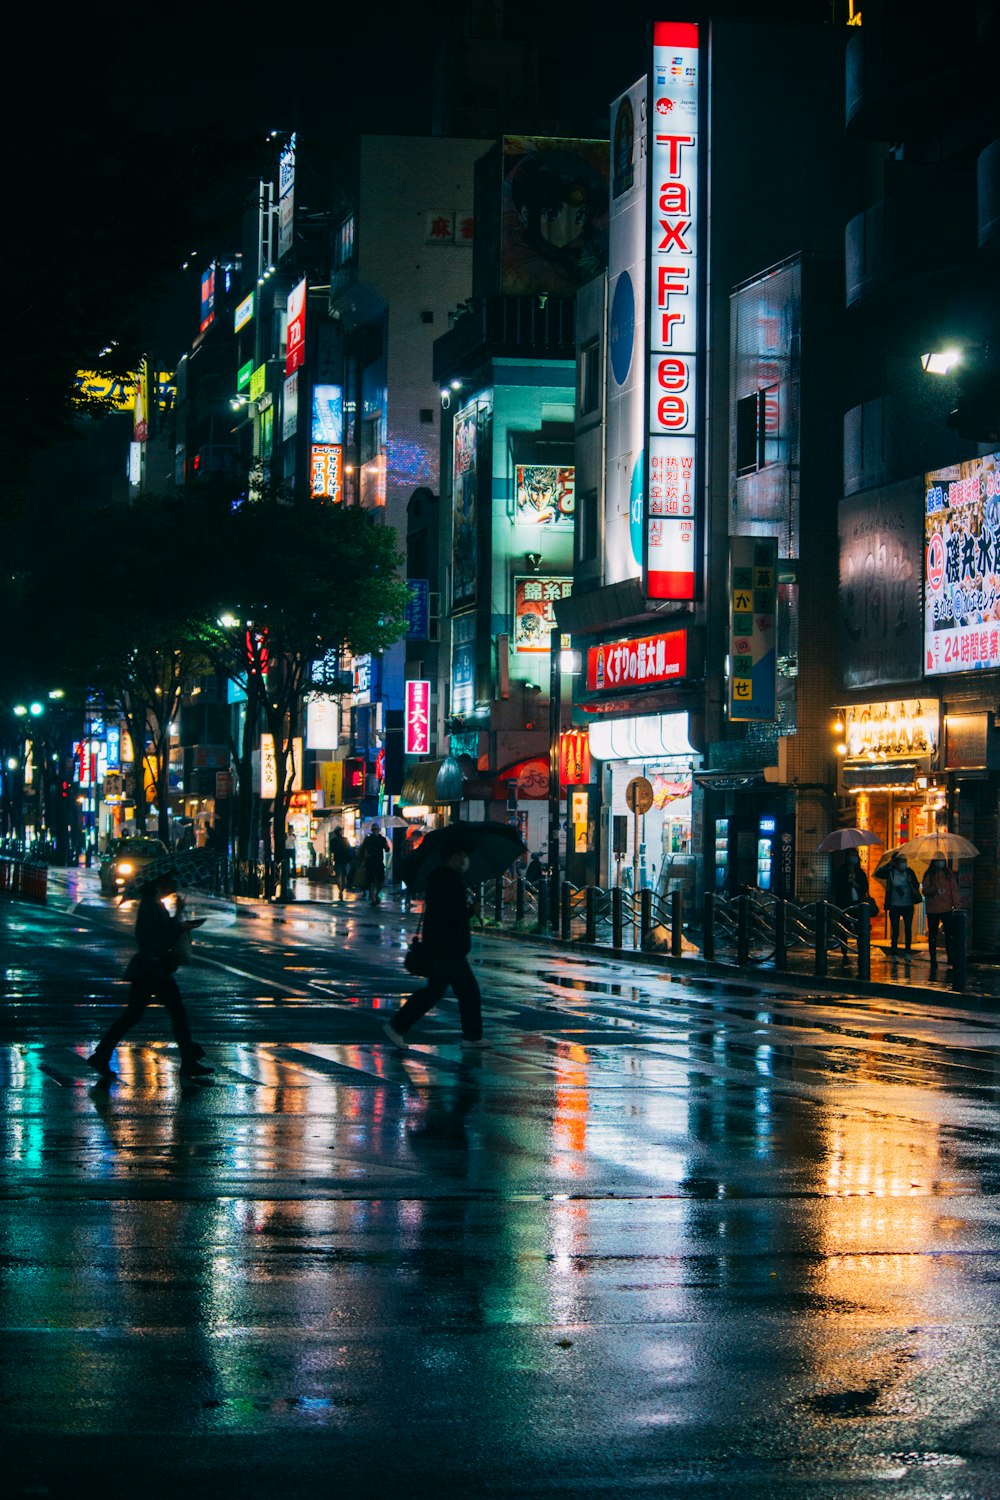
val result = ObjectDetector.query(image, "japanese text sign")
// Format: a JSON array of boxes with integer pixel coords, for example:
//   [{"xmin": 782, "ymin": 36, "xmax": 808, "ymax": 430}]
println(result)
[
  {"xmin": 645, "ymin": 20, "xmax": 700, "ymax": 603},
  {"xmin": 727, "ymin": 535, "xmax": 777, "ymax": 721},
  {"xmin": 514, "ymin": 576, "xmax": 573, "ymax": 653},
  {"xmin": 924, "ymin": 451, "xmax": 1000, "ymax": 676},
  {"xmin": 405, "ymin": 680, "xmax": 431, "ymax": 756},
  {"xmin": 586, "ymin": 628, "xmax": 688, "ymax": 691}
]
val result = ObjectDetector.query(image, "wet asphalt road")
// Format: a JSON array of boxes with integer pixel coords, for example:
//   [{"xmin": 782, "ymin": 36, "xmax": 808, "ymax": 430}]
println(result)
[{"xmin": 4, "ymin": 874, "xmax": 1000, "ymax": 1498}]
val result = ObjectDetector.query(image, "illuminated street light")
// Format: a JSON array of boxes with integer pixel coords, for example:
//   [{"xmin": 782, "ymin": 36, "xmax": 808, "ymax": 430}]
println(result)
[{"xmin": 921, "ymin": 348, "xmax": 962, "ymax": 375}]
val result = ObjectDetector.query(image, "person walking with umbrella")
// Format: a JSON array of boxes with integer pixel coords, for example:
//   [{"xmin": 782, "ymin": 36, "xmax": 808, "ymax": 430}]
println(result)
[
  {"xmin": 921, "ymin": 854, "xmax": 962, "ymax": 972},
  {"xmin": 383, "ymin": 825, "xmax": 485, "ymax": 1048},
  {"xmin": 88, "ymin": 870, "xmax": 211, "ymax": 1082}
]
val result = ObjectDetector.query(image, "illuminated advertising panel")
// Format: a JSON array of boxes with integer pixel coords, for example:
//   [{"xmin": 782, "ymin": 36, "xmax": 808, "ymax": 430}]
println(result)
[
  {"xmin": 249, "ymin": 364, "xmax": 266, "ymax": 401},
  {"xmin": 199, "ymin": 265, "xmax": 216, "ymax": 334},
  {"xmin": 586, "ymin": 628, "xmax": 687, "ymax": 691},
  {"xmin": 513, "ymin": 576, "xmax": 573, "ymax": 653},
  {"xmin": 309, "ymin": 443, "xmax": 343, "ymax": 501},
  {"xmin": 283, "ymin": 372, "xmax": 298, "ymax": 441},
  {"xmin": 514, "ymin": 465, "xmax": 575, "ymax": 526},
  {"xmin": 499, "ymin": 136, "xmax": 609, "ymax": 297},
  {"xmin": 234, "ymin": 291, "xmax": 254, "ymax": 332},
  {"xmin": 237, "ymin": 359, "xmax": 253, "ymax": 391},
  {"xmin": 925, "ymin": 450, "xmax": 1000, "ymax": 674},
  {"xmin": 278, "ymin": 133, "xmax": 296, "ymax": 261},
  {"xmin": 285, "ymin": 277, "xmax": 306, "ymax": 375},
  {"xmin": 311, "ymin": 384, "xmax": 343, "ymax": 444},
  {"xmin": 404, "ymin": 680, "xmax": 431, "ymax": 755},
  {"xmin": 452, "ymin": 401, "xmax": 479, "ymax": 608},
  {"xmin": 727, "ymin": 536, "xmax": 777, "ymax": 721},
  {"xmin": 604, "ymin": 76, "xmax": 648, "ymax": 586},
  {"xmin": 645, "ymin": 20, "xmax": 700, "ymax": 602}
]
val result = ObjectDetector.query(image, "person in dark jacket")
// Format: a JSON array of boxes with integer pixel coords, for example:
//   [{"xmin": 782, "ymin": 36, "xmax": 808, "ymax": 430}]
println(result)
[
  {"xmin": 328, "ymin": 826, "xmax": 354, "ymax": 900},
  {"xmin": 876, "ymin": 853, "xmax": 922, "ymax": 954},
  {"xmin": 358, "ymin": 824, "xmax": 391, "ymax": 905},
  {"xmin": 832, "ymin": 849, "xmax": 872, "ymax": 960},
  {"xmin": 88, "ymin": 872, "xmax": 211, "ymax": 1082},
  {"xmin": 382, "ymin": 835, "xmax": 483, "ymax": 1047}
]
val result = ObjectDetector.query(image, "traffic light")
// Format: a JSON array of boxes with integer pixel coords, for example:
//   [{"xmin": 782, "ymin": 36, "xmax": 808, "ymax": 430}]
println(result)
[
  {"xmin": 343, "ymin": 757, "xmax": 365, "ymax": 802},
  {"xmin": 947, "ymin": 368, "xmax": 1000, "ymax": 443}
]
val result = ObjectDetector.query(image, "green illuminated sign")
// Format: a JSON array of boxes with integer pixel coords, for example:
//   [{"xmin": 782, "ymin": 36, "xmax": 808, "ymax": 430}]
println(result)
[{"xmin": 237, "ymin": 359, "xmax": 253, "ymax": 391}]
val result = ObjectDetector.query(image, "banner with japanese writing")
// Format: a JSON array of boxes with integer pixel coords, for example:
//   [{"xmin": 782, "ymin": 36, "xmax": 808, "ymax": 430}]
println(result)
[
  {"xmin": 513, "ymin": 576, "xmax": 572, "ymax": 653},
  {"xmin": 727, "ymin": 535, "xmax": 777, "ymax": 721},
  {"xmin": 586, "ymin": 628, "xmax": 687, "ymax": 691},
  {"xmin": 404, "ymin": 680, "xmax": 431, "ymax": 756},
  {"xmin": 924, "ymin": 451, "xmax": 1000, "ymax": 675}
]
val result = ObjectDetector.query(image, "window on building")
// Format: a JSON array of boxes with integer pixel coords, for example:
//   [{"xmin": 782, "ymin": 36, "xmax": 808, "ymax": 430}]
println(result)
[
  {"xmin": 577, "ymin": 488, "xmax": 599, "ymax": 563},
  {"xmin": 579, "ymin": 341, "xmax": 600, "ymax": 415},
  {"xmin": 419, "ymin": 408, "xmax": 434, "ymax": 424},
  {"xmin": 735, "ymin": 385, "xmax": 779, "ymax": 475},
  {"xmin": 420, "ymin": 310, "xmax": 434, "ymax": 324}
]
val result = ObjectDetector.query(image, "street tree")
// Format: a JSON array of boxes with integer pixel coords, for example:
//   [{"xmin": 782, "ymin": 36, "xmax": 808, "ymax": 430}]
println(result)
[{"xmin": 204, "ymin": 495, "xmax": 409, "ymax": 888}]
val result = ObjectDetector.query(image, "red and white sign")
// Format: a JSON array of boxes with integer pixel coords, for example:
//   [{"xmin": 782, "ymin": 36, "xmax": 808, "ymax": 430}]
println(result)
[
  {"xmin": 285, "ymin": 277, "xmax": 307, "ymax": 376},
  {"xmin": 586, "ymin": 629, "xmax": 687, "ymax": 692},
  {"xmin": 559, "ymin": 730, "xmax": 592, "ymax": 786},
  {"xmin": 646, "ymin": 21, "xmax": 699, "ymax": 602},
  {"xmin": 404, "ymin": 680, "xmax": 431, "ymax": 756}
]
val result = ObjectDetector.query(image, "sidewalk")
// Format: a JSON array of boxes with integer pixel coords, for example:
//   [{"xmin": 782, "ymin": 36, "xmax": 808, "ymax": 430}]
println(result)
[{"xmin": 44, "ymin": 863, "xmax": 1000, "ymax": 1011}]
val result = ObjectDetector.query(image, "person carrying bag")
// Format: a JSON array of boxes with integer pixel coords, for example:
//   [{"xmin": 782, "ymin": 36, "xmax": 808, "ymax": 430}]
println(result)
[{"xmin": 878, "ymin": 853, "xmax": 921, "ymax": 954}]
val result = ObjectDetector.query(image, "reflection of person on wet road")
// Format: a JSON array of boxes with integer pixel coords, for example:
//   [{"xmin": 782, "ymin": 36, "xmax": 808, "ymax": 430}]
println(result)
[
  {"xmin": 88, "ymin": 872, "xmax": 212, "ymax": 1082},
  {"xmin": 383, "ymin": 833, "xmax": 483, "ymax": 1048}
]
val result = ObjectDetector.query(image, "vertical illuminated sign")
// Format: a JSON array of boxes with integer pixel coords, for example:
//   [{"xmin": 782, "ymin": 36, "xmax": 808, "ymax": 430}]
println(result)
[
  {"xmin": 645, "ymin": 20, "xmax": 699, "ymax": 602},
  {"xmin": 728, "ymin": 536, "xmax": 777, "ymax": 721},
  {"xmin": 285, "ymin": 277, "xmax": 306, "ymax": 375},
  {"xmin": 404, "ymin": 680, "xmax": 431, "ymax": 755},
  {"xmin": 199, "ymin": 265, "xmax": 216, "ymax": 334}
]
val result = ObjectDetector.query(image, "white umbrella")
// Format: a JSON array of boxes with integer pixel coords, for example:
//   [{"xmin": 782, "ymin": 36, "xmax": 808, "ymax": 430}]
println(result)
[
  {"xmin": 897, "ymin": 831, "xmax": 980, "ymax": 862},
  {"xmin": 365, "ymin": 815, "xmax": 408, "ymax": 830},
  {"xmin": 815, "ymin": 827, "xmax": 881, "ymax": 853}
]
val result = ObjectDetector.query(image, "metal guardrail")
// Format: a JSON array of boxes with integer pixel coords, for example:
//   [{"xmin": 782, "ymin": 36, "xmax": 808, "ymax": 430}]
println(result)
[
  {"xmin": 475, "ymin": 876, "xmax": 970, "ymax": 994},
  {"xmin": 0, "ymin": 856, "xmax": 48, "ymax": 903}
]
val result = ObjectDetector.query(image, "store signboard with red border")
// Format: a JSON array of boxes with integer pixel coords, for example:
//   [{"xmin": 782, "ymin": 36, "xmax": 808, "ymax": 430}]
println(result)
[
  {"xmin": 404, "ymin": 680, "xmax": 431, "ymax": 756},
  {"xmin": 586, "ymin": 628, "xmax": 687, "ymax": 692}
]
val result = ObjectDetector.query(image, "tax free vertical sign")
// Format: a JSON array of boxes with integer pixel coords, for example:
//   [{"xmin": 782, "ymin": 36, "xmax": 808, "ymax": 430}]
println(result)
[{"xmin": 645, "ymin": 20, "xmax": 700, "ymax": 602}]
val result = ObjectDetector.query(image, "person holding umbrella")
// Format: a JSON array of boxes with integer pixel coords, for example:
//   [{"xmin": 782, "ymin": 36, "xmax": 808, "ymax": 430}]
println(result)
[
  {"xmin": 382, "ymin": 824, "xmax": 484, "ymax": 1048},
  {"xmin": 921, "ymin": 855, "xmax": 962, "ymax": 972}
]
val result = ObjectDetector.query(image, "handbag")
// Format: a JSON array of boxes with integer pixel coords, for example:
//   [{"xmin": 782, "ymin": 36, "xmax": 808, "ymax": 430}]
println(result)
[
  {"xmin": 172, "ymin": 929, "xmax": 193, "ymax": 967},
  {"xmin": 404, "ymin": 919, "xmax": 434, "ymax": 978}
]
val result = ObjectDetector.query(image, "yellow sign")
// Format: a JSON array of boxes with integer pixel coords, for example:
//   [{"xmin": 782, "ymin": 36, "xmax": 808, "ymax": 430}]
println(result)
[
  {"xmin": 75, "ymin": 371, "xmax": 176, "ymax": 411},
  {"xmin": 249, "ymin": 364, "xmax": 267, "ymax": 401},
  {"xmin": 318, "ymin": 760, "xmax": 344, "ymax": 807}
]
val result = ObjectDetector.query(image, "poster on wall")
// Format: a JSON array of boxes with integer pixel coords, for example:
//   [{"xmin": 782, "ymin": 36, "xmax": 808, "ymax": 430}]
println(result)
[
  {"xmin": 452, "ymin": 402, "xmax": 479, "ymax": 608},
  {"xmin": 924, "ymin": 451, "xmax": 1000, "ymax": 675},
  {"xmin": 645, "ymin": 20, "xmax": 700, "ymax": 603},
  {"xmin": 311, "ymin": 384, "xmax": 343, "ymax": 444},
  {"xmin": 309, "ymin": 443, "xmax": 342, "ymax": 501},
  {"xmin": 604, "ymin": 76, "xmax": 647, "ymax": 587},
  {"xmin": 513, "ymin": 576, "xmax": 573, "ymax": 652},
  {"xmin": 839, "ymin": 480, "xmax": 923, "ymax": 688},
  {"xmin": 451, "ymin": 613, "xmax": 476, "ymax": 715},
  {"xmin": 500, "ymin": 137, "xmax": 609, "ymax": 297},
  {"xmin": 514, "ymin": 465, "xmax": 575, "ymax": 527}
]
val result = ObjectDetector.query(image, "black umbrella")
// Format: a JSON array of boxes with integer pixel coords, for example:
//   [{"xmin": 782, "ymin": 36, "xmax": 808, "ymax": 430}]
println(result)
[
  {"xmin": 400, "ymin": 821, "xmax": 527, "ymax": 894},
  {"xmin": 119, "ymin": 849, "xmax": 221, "ymax": 900}
]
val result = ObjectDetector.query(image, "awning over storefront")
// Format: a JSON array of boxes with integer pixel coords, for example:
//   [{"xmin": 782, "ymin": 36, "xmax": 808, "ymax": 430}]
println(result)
[
  {"xmin": 589, "ymin": 713, "xmax": 696, "ymax": 761},
  {"xmin": 400, "ymin": 756, "xmax": 465, "ymax": 805},
  {"xmin": 841, "ymin": 760, "xmax": 920, "ymax": 790}
]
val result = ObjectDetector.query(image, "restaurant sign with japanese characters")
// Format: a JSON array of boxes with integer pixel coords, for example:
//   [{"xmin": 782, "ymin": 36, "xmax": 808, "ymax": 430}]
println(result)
[
  {"xmin": 727, "ymin": 535, "xmax": 777, "ymax": 721},
  {"xmin": 404, "ymin": 680, "xmax": 431, "ymax": 756}
]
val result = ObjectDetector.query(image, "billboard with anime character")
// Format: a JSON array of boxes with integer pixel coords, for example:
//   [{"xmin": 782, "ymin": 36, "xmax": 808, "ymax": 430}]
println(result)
[{"xmin": 500, "ymin": 137, "xmax": 609, "ymax": 297}]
